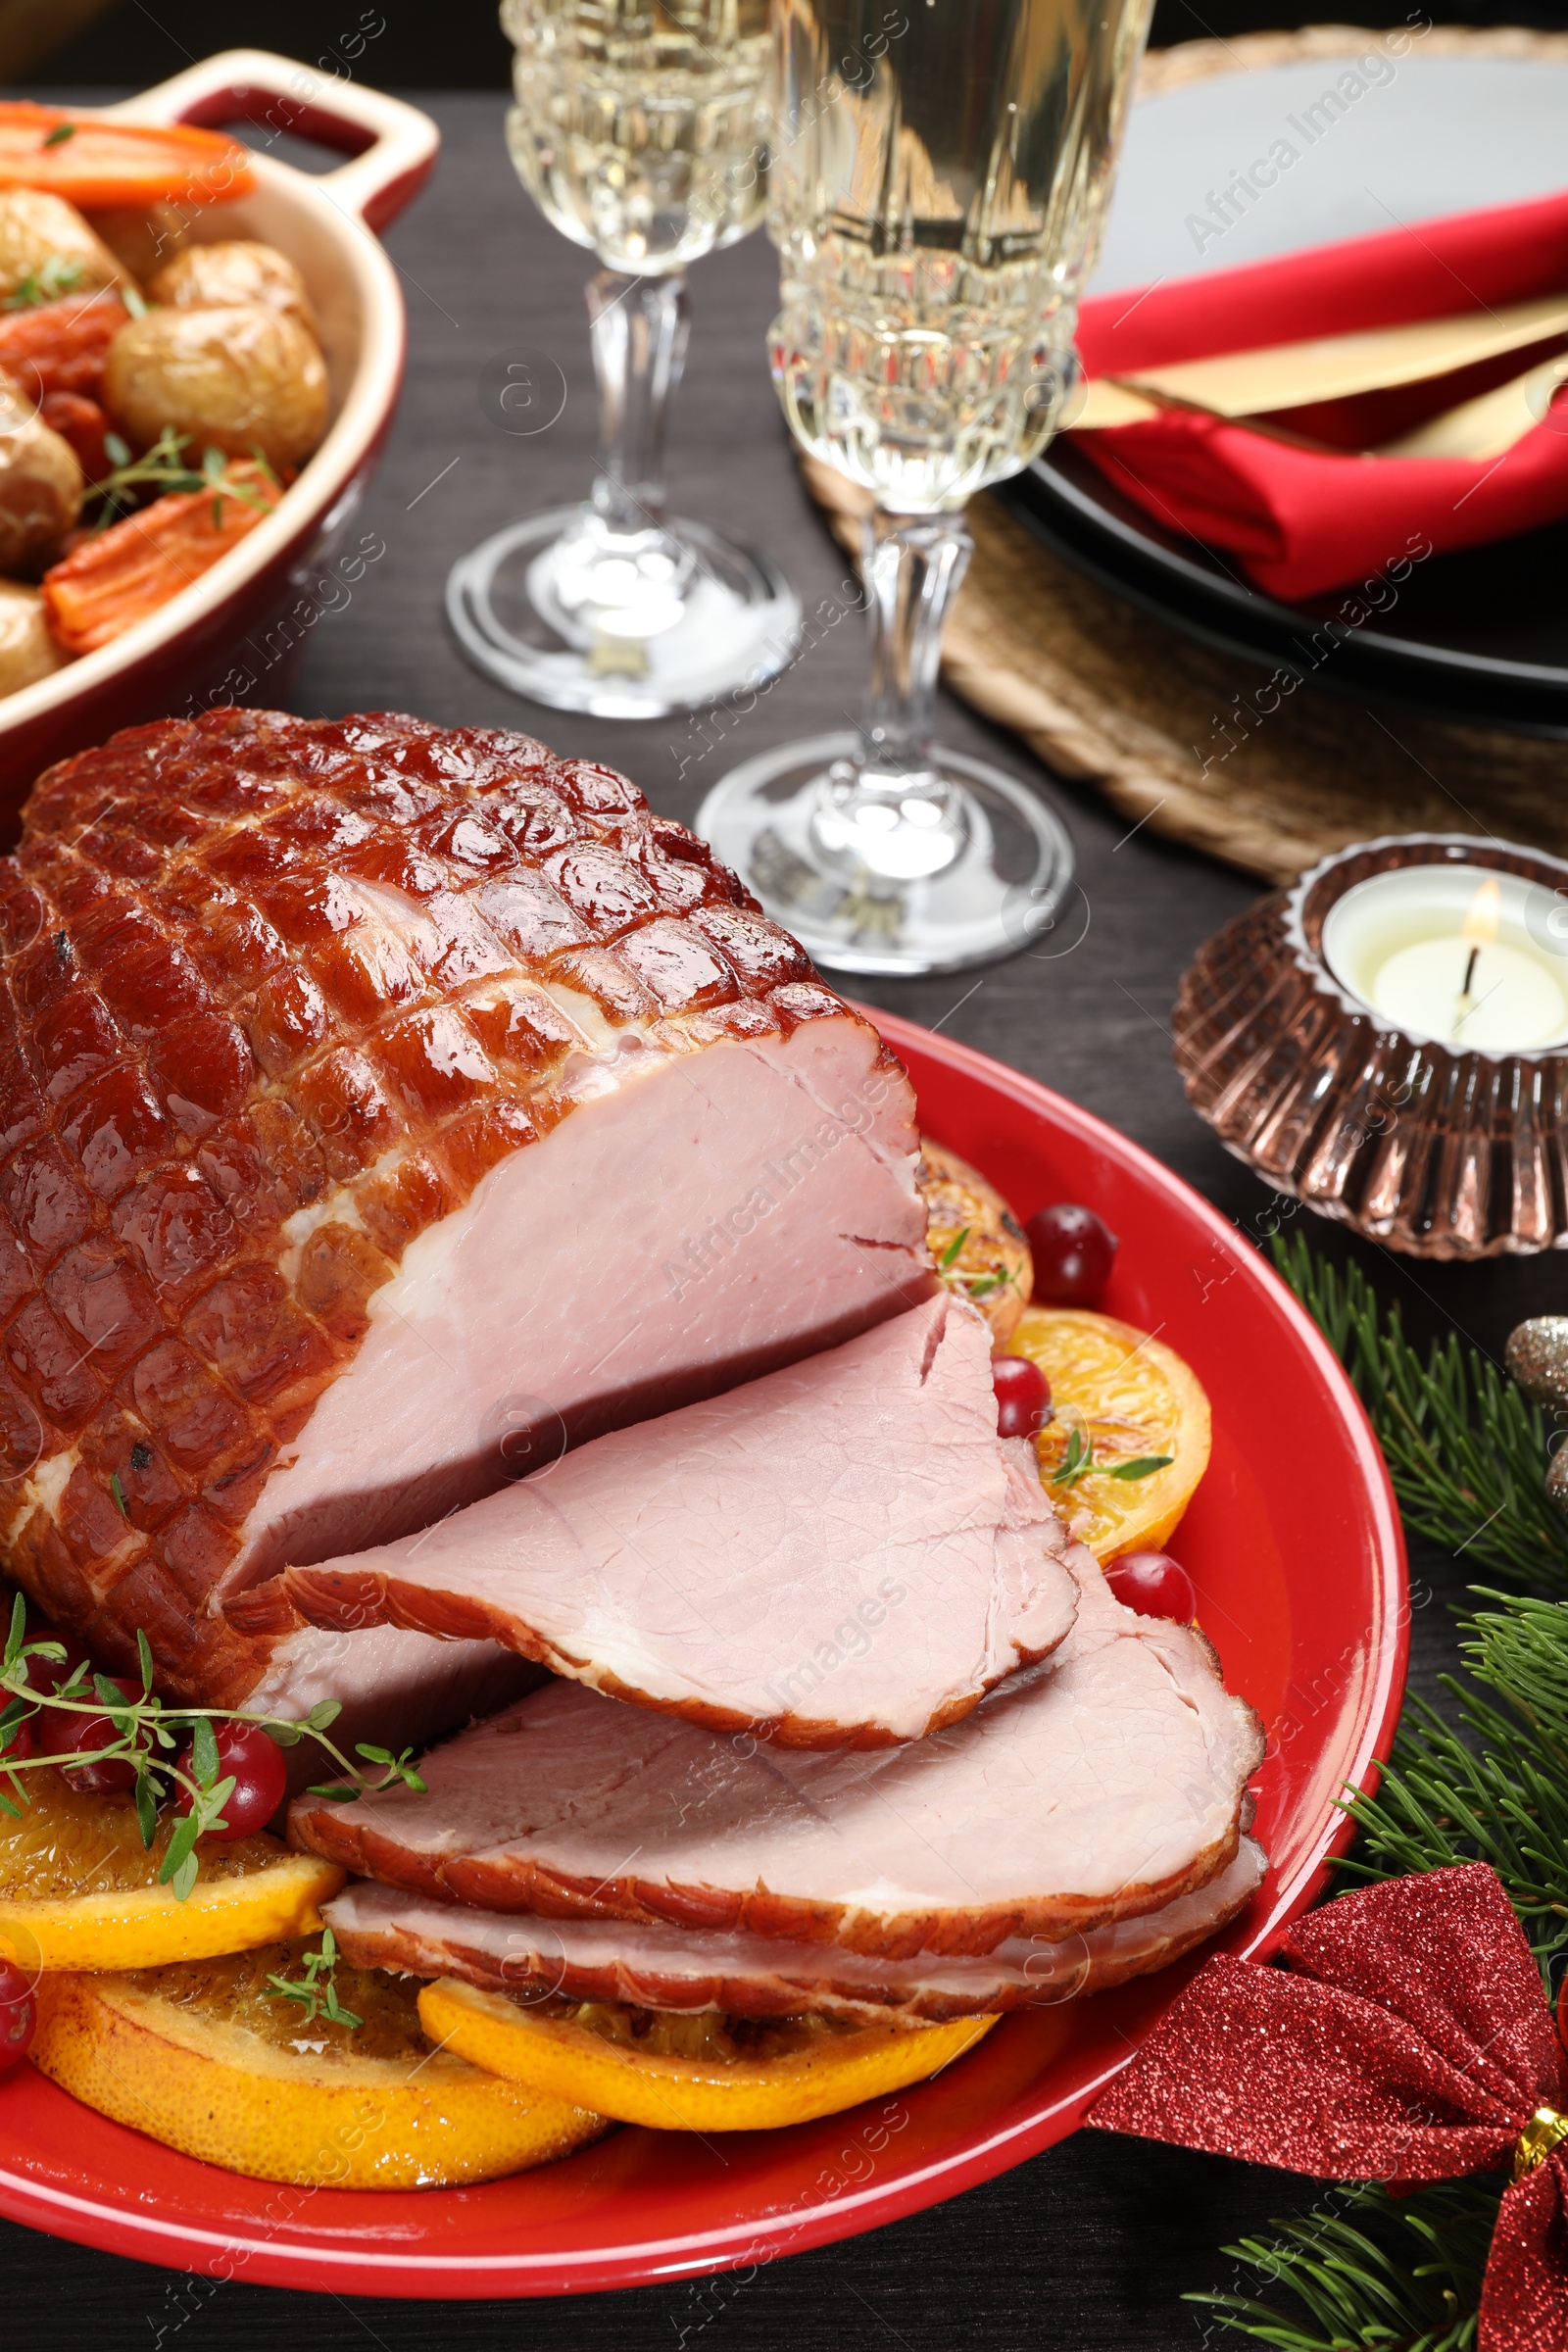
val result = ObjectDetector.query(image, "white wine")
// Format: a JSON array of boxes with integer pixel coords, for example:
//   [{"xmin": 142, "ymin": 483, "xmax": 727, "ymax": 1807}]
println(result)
[
  {"xmin": 503, "ymin": 0, "xmax": 771, "ymax": 274},
  {"xmin": 768, "ymin": 0, "xmax": 1153, "ymax": 511}
]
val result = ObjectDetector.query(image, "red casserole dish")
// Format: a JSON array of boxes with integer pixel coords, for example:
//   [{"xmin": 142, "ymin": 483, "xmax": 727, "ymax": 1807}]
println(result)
[{"xmin": 0, "ymin": 49, "xmax": 437, "ymax": 838}]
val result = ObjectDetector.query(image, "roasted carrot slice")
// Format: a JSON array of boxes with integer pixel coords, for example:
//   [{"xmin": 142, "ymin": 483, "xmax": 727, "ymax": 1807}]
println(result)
[
  {"xmin": 0, "ymin": 105, "xmax": 252, "ymax": 209},
  {"xmin": 0, "ymin": 292, "xmax": 129, "ymax": 405},
  {"xmin": 39, "ymin": 390, "xmax": 113, "ymax": 481},
  {"xmin": 42, "ymin": 462, "xmax": 281, "ymax": 656}
]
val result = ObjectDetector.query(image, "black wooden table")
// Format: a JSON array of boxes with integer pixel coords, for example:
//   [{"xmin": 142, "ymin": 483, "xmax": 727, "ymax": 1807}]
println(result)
[{"xmin": 5, "ymin": 89, "xmax": 1566, "ymax": 2352}]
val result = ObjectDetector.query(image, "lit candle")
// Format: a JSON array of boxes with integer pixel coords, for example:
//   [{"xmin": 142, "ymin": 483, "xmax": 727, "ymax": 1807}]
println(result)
[{"xmin": 1321, "ymin": 862, "xmax": 1568, "ymax": 1054}]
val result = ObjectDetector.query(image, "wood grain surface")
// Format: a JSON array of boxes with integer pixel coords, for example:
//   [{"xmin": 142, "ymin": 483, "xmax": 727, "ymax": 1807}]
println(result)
[{"xmin": 2, "ymin": 89, "xmax": 1566, "ymax": 2352}]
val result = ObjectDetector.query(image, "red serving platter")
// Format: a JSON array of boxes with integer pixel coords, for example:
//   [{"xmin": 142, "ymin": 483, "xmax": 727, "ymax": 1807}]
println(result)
[{"xmin": 0, "ymin": 1011, "xmax": 1407, "ymax": 2296}]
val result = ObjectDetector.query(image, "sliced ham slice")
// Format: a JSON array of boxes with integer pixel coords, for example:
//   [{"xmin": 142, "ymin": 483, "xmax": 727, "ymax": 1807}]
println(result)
[
  {"xmin": 232, "ymin": 1293, "xmax": 1079, "ymax": 1748},
  {"xmin": 323, "ymin": 1838, "xmax": 1267, "ymax": 2022},
  {"xmin": 291, "ymin": 1550, "xmax": 1265, "ymax": 1957},
  {"xmin": 0, "ymin": 710, "xmax": 928, "ymax": 1734}
]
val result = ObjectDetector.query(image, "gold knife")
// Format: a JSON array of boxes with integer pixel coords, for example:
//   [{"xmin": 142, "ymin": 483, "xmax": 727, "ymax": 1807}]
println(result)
[{"xmin": 1109, "ymin": 293, "xmax": 1568, "ymax": 417}]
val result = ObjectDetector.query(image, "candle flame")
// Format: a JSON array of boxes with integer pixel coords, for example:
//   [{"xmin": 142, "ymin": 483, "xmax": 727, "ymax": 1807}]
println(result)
[{"xmin": 1461, "ymin": 875, "xmax": 1502, "ymax": 948}]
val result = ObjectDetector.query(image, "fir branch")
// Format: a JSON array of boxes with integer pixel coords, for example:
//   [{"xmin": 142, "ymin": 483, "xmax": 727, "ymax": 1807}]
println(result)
[
  {"xmin": 1270, "ymin": 1231, "xmax": 1568, "ymax": 1592},
  {"xmin": 1190, "ymin": 2180, "xmax": 1494, "ymax": 2351},
  {"xmin": 1192, "ymin": 1239, "xmax": 1565, "ymax": 2349},
  {"xmin": 1342, "ymin": 1591, "xmax": 1568, "ymax": 1985}
]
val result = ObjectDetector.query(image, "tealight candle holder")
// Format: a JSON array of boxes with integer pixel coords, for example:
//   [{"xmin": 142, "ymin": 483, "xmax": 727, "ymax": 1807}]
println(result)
[{"xmin": 1173, "ymin": 833, "xmax": 1568, "ymax": 1259}]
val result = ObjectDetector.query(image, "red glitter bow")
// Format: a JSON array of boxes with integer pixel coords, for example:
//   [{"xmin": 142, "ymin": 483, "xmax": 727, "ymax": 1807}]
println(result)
[{"xmin": 1089, "ymin": 1863, "xmax": 1568, "ymax": 2349}]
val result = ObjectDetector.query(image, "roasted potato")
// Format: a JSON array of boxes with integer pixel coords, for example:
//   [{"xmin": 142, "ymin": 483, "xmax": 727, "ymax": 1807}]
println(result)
[
  {"xmin": 916, "ymin": 1138, "xmax": 1033, "ymax": 1345},
  {"xmin": 102, "ymin": 303, "xmax": 328, "ymax": 471},
  {"xmin": 0, "ymin": 189, "xmax": 126, "ymax": 308},
  {"xmin": 83, "ymin": 202, "xmax": 193, "ymax": 285},
  {"xmin": 149, "ymin": 240, "xmax": 319, "ymax": 340},
  {"xmin": 0, "ymin": 578, "xmax": 67, "ymax": 692},
  {"xmin": 0, "ymin": 373, "xmax": 81, "ymax": 574}
]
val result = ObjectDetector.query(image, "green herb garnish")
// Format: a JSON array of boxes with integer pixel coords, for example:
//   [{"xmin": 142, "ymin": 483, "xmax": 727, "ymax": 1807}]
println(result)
[
  {"xmin": 2, "ymin": 254, "xmax": 85, "ymax": 310},
  {"xmin": 0, "ymin": 1589, "xmax": 425, "ymax": 1902},
  {"xmin": 264, "ymin": 1928, "xmax": 363, "ymax": 2032}
]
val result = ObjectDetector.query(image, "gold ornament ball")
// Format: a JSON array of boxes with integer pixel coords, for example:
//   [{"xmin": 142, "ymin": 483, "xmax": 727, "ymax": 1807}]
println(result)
[{"xmin": 1505, "ymin": 1317, "xmax": 1568, "ymax": 1415}]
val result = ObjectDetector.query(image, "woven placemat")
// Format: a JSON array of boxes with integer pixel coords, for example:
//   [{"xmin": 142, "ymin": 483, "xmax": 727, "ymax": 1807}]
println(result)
[{"xmin": 801, "ymin": 25, "xmax": 1568, "ymax": 888}]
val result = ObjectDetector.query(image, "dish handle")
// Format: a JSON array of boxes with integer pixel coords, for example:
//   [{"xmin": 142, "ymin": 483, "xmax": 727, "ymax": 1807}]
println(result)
[{"xmin": 97, "ymin": 48, "xmax": 440, "ymax": 234}]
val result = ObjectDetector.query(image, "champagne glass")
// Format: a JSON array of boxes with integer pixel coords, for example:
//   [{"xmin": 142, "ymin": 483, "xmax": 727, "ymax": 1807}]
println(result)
[
  {"xmin": 447, "ymin": 0, "xmax": 802, "ymax": 719},
  {"xmin": 698, "ymin": 0, "xmax": 1154, "ymax": 975}
]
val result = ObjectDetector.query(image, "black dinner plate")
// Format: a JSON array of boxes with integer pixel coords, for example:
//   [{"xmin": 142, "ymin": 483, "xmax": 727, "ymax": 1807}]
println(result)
[{"xmin": 998, "ymin": 436, "xmax": 1568, "ymax": 739}]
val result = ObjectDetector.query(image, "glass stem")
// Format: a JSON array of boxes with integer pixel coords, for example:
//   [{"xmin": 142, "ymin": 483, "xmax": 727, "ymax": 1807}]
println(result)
[
  {"xmin": 858, "ymin": 510, "xmax": 973, "ymax": 773},
  {"xmin": 586, "ymin": 270, "xmax": 690, "ymax": 539}
]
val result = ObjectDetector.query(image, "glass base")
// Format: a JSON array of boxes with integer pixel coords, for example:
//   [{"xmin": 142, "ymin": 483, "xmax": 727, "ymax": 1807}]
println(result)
[
  {"xmin": 697, "ymin": 731, "xmax": 1077, "ymax": 977},
  {"xmin": 446, "ymin": 506, "xmax": 802, "ymax": 720}
]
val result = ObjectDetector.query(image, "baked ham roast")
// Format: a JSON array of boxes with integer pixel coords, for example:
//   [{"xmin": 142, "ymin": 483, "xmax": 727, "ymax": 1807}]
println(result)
[
  {"xmin": 233, "ymin": 1291, "xmax": 1080, "ymax": 1747},
  {"xmin": 0, "ymin": 709, "xmax": 932, "ymax": 1746},
  {"xmin": 321, "ymin": 1839, "xmax": 1268, "ymax": 2024},
  {"xmin": 291, "ymin": 1546, "xmax": 1265, "ymax": 1959}
]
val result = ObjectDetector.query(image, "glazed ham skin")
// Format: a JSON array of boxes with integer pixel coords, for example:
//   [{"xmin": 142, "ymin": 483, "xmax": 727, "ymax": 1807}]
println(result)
[
  {"xmin": 291, "ymin": 1549, "xmax": 1266, "ymax": 1957},
  {"xmin": 235, "ymin": 1292, "xmax": 1079, "ymax": 1748},
  {"xmin": 322, "ymin": 1839, "xmax": 1267, "ymax": 2024},
  {"xmin": 0, "ymin": 708, "xmax": 931, "ymax": 1719}
]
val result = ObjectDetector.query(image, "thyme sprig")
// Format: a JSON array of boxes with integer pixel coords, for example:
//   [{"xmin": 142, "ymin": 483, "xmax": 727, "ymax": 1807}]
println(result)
[
  {"xmin": 1049, "ymin": 1423, "xmax": 1173, "ymax": 1490},
  {"xmin": 2, "ymin": 254, "xmax": 85, "ymax": 311},
  {"xmin": 264, "ymin": 1927, "xmax": 363, "ymax": 2032},
  {"xmin": 84, "ymin": 430, "xmax": 279, "ymax": 531},
  {"xmin": 0, "ymin": 1592, "xmax": 426, "ymax": 1901}
]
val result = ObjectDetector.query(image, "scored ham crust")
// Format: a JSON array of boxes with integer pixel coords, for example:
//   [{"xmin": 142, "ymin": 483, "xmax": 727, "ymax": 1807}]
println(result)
[
  {"xmin": 0, "ymin": 709, "xmax": 931, "ymax": 1721},
  {"xmin": 232, "ymin": 1293, "xmax": 1081, "ymax": 1748},
  {"xmin": 291, "ymin": 1550, "xmax": 1266, "ymax": 1957},
  {"xmin": 322, "ymin": 1839, "xmax": 1267, "ymax": 2023}
]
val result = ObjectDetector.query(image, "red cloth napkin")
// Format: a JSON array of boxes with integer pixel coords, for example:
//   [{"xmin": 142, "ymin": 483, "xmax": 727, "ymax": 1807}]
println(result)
[{"xmin": 1072, "ymin": 188, "xmax": 1568, "ymax": 601}]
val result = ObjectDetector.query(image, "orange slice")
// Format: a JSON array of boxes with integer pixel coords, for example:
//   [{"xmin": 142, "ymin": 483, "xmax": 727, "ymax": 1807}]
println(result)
[
  {"xmin": 918, "ymin": 1138, "xmax": 1032, "ymax": 1344},
  {"xmin": 417, "ymin": 1979, "xmax": 999, "ymax": 2132},
  {"xmin": 0, "ymin": 1773, "xmax": 342, "ymax": 1972},
  {"xmin": 30, "ymin": 1941, "xmax": 609, "ymax": 2188},
  {"xmin": 1004, "ymin": 1306, "xmax": 1211, "ymax": 1561}
]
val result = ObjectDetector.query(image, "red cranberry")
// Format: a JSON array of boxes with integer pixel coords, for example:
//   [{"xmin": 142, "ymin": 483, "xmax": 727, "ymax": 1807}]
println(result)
[
  {"xmin": 1104, "ymin": 1551, "xmax": 1197, "ymax": 1623},
  {"xmin": 175, "ymin": 1722, "xmax": 288, "ymax": 1840},
  {"xmin": 1026, "ymin": 1202, "xmax": 1118, "ymax": 1306},
  {"xmin": 0, "ymin": 1958, "xmax": 34, "ymax": 2077},
  {"xmin": 0, "ymin": 1715, "xmax": 33, "ymax": 1763},
  {"xmin": 992, "ymin": 1353, "xmax": 1052, "ymax": 1440},
  {"xmin": 59, "ymin": 1677, "xmax": 140, "ymax": 1794}
]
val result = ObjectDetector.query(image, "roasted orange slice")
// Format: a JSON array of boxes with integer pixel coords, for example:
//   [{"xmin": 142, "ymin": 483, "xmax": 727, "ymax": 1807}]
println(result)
[
  {"xmin": 1004, "ymin": 1306, "xmax": 1211, "ymax": 1560},
  {"xmin": 917, "ymin": 1138, "xmax": 1032, "ymax": 1344},
  {"xmin": 31, "ymin": 1940, "xmax": 609, "ymax": 2188},
  {"xmin": 0, "ymin": 1773, "xmax": 342, "ymax": 1973},
  {"xmin": 418, "ymin": 1978, "xmax": 999, "ymax": 2132}
]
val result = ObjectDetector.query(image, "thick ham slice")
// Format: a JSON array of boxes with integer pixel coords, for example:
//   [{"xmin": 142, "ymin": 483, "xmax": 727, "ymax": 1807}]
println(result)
[
  {"xmin": 291, "ymin": 1549, "xmax": 1265, "ymax": 1956},
  {"xmin": 322, "ymin": 1839, "xmax": 1266, "ymax": 2023},
  {"xmin": 0, "ymin": 710, "xmax": 929, "ymax": 1734},
  {"xmin": 232, "ymin": 1293, "xmax": 1079, "ymax": 1748}
]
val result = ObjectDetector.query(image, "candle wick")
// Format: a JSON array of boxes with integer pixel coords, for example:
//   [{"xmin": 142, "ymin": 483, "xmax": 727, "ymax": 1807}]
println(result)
[{"xmin": 1461, "ymin": 944, "xmax": 1481, "ymax": 999}]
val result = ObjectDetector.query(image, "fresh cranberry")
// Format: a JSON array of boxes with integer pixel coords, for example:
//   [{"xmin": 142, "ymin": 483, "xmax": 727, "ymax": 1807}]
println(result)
[
  {"xmin": 992, "ymin": 1353, "xmax": 1052, "ymax": 1440},
  {"xmin": 0, "ymin": 1958, "xmax": 34, "ymax": 2077},
  {"xmin": 0, "ymin": 1715, "xmax": 33, "ymax": 1763},
  {"xmin": 1026, "ymin": 1202, "xmax": 1118, "ymax": 1306},
  {"xmin": 59, "ymin": 1677, "xmax": 140, "ymax": 1793},
  {"xmin": 175, "ymin": 1722, "xmax": 288, "ymax": 1840},
  {"xmin": 1104, "ymin": 1551, "xmax": 1197, "ymax": 1623}
]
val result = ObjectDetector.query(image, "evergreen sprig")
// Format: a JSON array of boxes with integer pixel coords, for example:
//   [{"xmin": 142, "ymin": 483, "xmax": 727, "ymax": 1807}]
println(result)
[
  {"xmin": 1195, "ymin": 2180, "xmax": 1494, "ymax": 2351},
  {"xmin": 1270, "ymin": 1230, "xmax": 1568, "ymax": 1593},
  {"xmin": 1185, "ymin": 1238, "xmax": 1566, "ymax": 2349}
]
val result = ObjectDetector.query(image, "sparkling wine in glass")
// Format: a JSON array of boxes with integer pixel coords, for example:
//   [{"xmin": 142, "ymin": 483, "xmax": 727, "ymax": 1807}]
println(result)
[
  {"xmin": 698, "ymin": 0, "xmax": 1154, "ymax": 974},
  {"xmin": 447, "ymin": 0, "xmax": 802, "ymax": 719}
]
